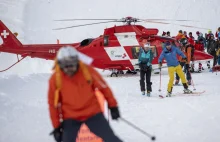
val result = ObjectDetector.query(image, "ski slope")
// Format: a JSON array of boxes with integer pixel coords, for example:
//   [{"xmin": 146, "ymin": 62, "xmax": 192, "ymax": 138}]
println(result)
[
  {"xmin": 0, "ymin": 69, "xmax": 220, "ymax": 142},
  {"xmin": 0, "ymin": 0, "xmax": 220, "ymax": 142}
]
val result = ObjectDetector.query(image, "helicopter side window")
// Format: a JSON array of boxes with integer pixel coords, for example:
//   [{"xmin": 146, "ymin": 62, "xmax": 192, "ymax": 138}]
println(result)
[
  {"xmin": 80, "ymin": 38, "xmax": 94, "ymax": 46},
  {"xmin": 131, "ymin": 46, "xmax": 158, "ymax": 59},
  {"xmin": 104, "ymin": 36, "xmax": 109, "ymax": 46}
]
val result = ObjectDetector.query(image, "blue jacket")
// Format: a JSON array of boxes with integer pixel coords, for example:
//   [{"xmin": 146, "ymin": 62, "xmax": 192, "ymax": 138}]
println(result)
[
  {"xmin": 138, "ymin": 48, "xmax": 154, "ymax": 66},
  {"xmin": 158, "ymin": 46, "xmax": 186, "ymax": 67}
]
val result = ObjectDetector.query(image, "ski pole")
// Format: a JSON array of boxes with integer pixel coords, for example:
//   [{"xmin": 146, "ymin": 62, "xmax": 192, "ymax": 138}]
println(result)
[
  {"xmin": 120, "ymin": 117, "xmax": 156, "ymax": 141},
  {"xmin": 158, "ymin": 68, "xmax": 162, "ymax": 92},
  {"xmin": 188, "ymin": 68, "xmax": 196, "ymax": 91}
]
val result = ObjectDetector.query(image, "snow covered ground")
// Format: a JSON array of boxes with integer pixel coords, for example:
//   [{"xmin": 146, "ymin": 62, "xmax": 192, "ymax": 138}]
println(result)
[
  {"xmin": 0, "ymin": 69, "xmax": 220, "ymax": 142},
  {"xmin": 1, "ymin": 0, "xmax": 220, "ymax": 142}
]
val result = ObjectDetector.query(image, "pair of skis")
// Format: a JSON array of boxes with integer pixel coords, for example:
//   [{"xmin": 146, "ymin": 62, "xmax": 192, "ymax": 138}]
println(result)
[{"xmin": 158, "ymin": 90, "xmax": 205, "ymax": 98}]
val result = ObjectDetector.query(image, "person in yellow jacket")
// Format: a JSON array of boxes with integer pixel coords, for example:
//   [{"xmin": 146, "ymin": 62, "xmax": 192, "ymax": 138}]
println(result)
[
  {"xmin": 217, "ymin": 47, "xmax": 220, "ymax": 65},
  {"xmin": 158, "ymin": 41, "xmax": 192, "ymax": 97}
]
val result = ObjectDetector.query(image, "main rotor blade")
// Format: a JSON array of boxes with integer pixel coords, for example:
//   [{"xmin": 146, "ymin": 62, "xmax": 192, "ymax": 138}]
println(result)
[
  {"xmin": 53, "ymin": 20, "xmax": 118, "ymax": 30},
  {"xmin": 142, "ymin": 19, "xmax": 198, "ymax": 22},
  {"xmin": 142, "ymin": 20, "xmax": 209, "ymax": 30},
  {"xmin": 54, "ymin": 18, "xmax": 118, "ymax": 21}
]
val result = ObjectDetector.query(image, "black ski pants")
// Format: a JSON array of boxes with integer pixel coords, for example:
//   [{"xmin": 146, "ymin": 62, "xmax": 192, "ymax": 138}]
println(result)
[
  {"xmin": 140, "ymin": 69, "xmax": 152, "ymax": 92},
  {"xmin": 62, "ymin": 113, "xmax": 123, "ymax": 142}
]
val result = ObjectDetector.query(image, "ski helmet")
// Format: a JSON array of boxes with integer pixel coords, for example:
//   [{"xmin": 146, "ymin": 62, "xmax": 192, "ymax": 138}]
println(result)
[{"xmin": 57, "ymin": 46, "xmax": 79, "ymax": 76}]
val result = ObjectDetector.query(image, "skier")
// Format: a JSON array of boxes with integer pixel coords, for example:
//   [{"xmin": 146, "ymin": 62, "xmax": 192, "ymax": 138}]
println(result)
[
  {"xmin": 175, "ymin": 38, "xmax": 192, "ymax": 85},
  {"xmin": 176, "ymin": 30, "xmax": 185, "ymax": 41},
  {"xmin": 217, "ymin": 47, "xmax": 220, "ymax": 65},
  {"xmin": 183, "ymin": 31, "xmax": 188, "ymax": 39},
  {"xmin": 138, "ymin": 39, "xmax": 155, "ymax": 96},
  {"xmin": 166, "ymin": 31, "xmax": 171, "ymax": 37},
  {"xmin": 207, "ymin": 34, "xmax": 218, "ymax": 68},
  {"xmin": 48, "ymin": 46, "xmax": 123, "ymax": 142},
  {"xmin": 195, "ymin": 39, "xmax": 205, "ymax": 71},
  {"xmin": 206, "ymin": 30, "xmax": 214, "ymax": 41},
  {"xmin": 196, "ymin": 31, "xmax": 206, "ymax": 48},
  {"xmin": 162, "ymin": 31, "xmax": 166, "ymax": 36},
  {"xmin": 215, "ymin": 27, "xmax": 220, "ymax": 40},
  {"xmin": 158, "ymin": 41, "xmax": 192, "ymax": 97},
  {"xmin": 188, "ymin": 33, "xmax": 196, "ymax": 72}
]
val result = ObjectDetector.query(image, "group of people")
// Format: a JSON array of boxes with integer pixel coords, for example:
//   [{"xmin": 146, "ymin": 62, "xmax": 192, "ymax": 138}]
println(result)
[
  {"xmin": 162, "ymin": 28, "xmax": 220, "ymax": 71},
  {"xmin": 47, "ymin": 27, "xmax": 220, "ymax": 142},
  {"xmin": 138, "ymin": 39, "xmax": 192, "ymax": 97}
]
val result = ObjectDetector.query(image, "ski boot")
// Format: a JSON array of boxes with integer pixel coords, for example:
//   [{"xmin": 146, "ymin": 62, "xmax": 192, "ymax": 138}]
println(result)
[
  {"xmin": 166, "ymin": 87, "xmax": 173, "ymax": 97},
  {"xmin": 166, "ymin": 91, "xmax": 172, "ymax": 97},
  {"xmin": 142, "ymin": 91, "xmax": 145, "ymax": 96},
  {"xmin": 146, "ymin": 91, "xmax": 151, "ymax": 97},
  {"xmin": 183, "ymin": 83, "xmax": 192, "ymax": 94},
  {"xmin": 175, "ymin": 80, "xmax": 179, "ymax": 85},
  {"xmin": 183, "ymin": 88, "xmax": 193, "ymax": 94},
  {"xmin": 187, "ymin": 80, "xmax": 191, "ymax": 85}
]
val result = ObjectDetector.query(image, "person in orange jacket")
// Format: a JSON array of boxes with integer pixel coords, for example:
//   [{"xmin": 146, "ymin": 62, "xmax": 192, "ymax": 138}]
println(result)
[
  {"xmin": 48, "ymin": 46, "xmax": 123, "ymax": 142},
  {"xmin": 175, "ymin": 38, "xmax": 192, "ymax": 85},
  {"xmin": 176, "ymin": 30, "xmax": 186, "ymax": 41}
]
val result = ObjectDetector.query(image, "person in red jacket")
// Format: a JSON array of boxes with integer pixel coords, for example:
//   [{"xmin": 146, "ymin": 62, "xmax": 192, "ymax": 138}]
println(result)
[
  {"xmin": 195, "ymin": 39, "xmax": 205, "ymax": 71},
  {"xmin": 48, "ymin": 46, "xmax": 122, "ymax": 142}
]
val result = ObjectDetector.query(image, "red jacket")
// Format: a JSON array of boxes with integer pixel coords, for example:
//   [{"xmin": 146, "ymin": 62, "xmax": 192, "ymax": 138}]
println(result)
[{"xmin": 195, "ymin": 43, "xmax": 204, "ymax": 52}]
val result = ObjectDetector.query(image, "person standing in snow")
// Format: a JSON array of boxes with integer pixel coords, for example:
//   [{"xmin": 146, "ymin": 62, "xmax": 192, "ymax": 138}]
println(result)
[
  {"xmin": 166, "ymin": 31, "xmax": 171, "ymax": 37},
  {"xmin": 207, "ymin": 35, "xmax": 218, "ymax": 68},
  {"xmin": 48, "ymin": 46, "xmax": 123, "ymax": 142},
  {"xmin": 158, "ymin": 41, "xmax": 192, "ymax": 97},
  {"xmin": 138, "ymin": 39, "xmax": 155, "ymax": 96},
  {"xmin": 176, "ymin": 30, "xmax": 185, "ymax": 41},
  {"xmin": 175, "ymin": 38, "xmax": 192, "ymax": 85},
  {"xmin": 195, "ymin": 39, "xmax": 205, "ymax": 71},
  {"xmin": 216, "ymin": 46, "xmax": 220, "ymax": 65},
  {"xmin": 215, "ymin": 27, "xmax": 220, "ymax": 40},
  {"xmin": 206, "ymin": 30, "xmax": 214, "ymax": 42},
  {"xmin": 196, "ymin": 31, "xmax": 206, "ymax": 48}
]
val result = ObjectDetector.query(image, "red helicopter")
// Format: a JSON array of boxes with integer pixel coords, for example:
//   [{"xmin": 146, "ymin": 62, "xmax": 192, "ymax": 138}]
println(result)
[{"xmin": 0, "ymin": 17, "xmax": 213, "ymax": 76}]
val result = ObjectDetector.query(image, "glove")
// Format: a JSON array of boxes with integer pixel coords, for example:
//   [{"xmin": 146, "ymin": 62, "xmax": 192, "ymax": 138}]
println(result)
[
  {"xmin": 50, "ymin": 125, "xmax": 62, "ymax": 142},
  {"xmin": 182, "ymin": 57, "xmax": 187, "ymax": 61},
  {"xmin": 185, "ymin": 64, "xmax": 190, "ymax": 70},
  {"xmin": 109, "ymin": 107, "xmax": 120, "ymax": 120}
]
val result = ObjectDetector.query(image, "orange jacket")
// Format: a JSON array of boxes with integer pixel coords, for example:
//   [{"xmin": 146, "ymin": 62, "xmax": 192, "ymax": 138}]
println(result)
[
  {"xmin": 179, "ymin": 46, "xmax": 191, "ymax": 64},
  {"xmin": 176, "ymin": 33, "xmax": 186, "ymax": 41},
  {"xmin": 48, "ymin": 62, "xmax": 117, "ymax": 128}
]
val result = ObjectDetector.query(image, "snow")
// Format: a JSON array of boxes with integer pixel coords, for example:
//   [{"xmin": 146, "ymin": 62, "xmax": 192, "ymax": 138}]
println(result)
[
  {"xmin": 0, "ymin": 0, "xmax": 220, "ymax": 142},
  {"xmin": 0, "ymin": 69, "xmax": 220, "ymax": 142}
]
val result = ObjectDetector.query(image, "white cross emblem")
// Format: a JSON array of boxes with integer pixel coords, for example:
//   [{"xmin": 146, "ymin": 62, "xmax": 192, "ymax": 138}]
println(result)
[{"xmin": 1, "ymin": 30, "xmax": 9, "ymax": 38}]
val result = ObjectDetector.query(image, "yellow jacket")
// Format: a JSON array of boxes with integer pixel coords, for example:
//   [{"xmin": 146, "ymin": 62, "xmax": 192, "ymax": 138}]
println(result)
[{"xmin": 216, "ymin": 48, "xmax": 220, "ymax": 56}]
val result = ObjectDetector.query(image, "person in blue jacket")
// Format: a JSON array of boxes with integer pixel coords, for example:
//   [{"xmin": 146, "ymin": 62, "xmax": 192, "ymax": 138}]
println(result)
[
  {"xmin": 138, "ymin": 40, "xmax": 155, "ymax": 96},
  {"xmin": 158, "ymin": 41, "xmax": 192, "ymax": 97}
]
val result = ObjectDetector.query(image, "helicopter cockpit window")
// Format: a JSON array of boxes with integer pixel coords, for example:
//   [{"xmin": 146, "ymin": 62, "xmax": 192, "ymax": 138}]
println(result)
[
  {"xmin": 104, "ymin": 36, "xmax": 109, "ymax": 46},
  {"xmin": 131, "ymin": 46, "xmax": 158, "ymax": 59},
  {"xmin": 80, "ymin": 38, "xmax": 94, "ymax": 46}
]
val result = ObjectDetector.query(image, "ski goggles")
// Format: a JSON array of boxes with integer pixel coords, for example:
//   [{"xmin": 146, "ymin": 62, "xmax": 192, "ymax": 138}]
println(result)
[{"xmin": 58, "ymin": 57, "xmax": 79, "ymax": 69}]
